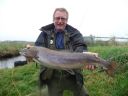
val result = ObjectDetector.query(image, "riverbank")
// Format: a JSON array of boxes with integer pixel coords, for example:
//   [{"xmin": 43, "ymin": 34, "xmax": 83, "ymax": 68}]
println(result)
[
  {"xmin": 0, "ymin": 41, "xmax": 34, "ymax": 59},
  {"xmin": 0, "ymin": 45, "xmax": 128, "ymax": 96}
]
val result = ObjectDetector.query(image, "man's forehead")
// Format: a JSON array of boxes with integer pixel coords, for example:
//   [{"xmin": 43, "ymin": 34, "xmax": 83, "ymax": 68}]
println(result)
[{"xmin": 54, "ymin": 11, "xmax": 68, "ymax": 17}]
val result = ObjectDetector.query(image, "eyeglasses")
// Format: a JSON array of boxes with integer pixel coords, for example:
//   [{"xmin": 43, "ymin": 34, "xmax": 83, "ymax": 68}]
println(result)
[{"xmin": 54, "ymin": 17, "xmax": 67, "ymax": 21}]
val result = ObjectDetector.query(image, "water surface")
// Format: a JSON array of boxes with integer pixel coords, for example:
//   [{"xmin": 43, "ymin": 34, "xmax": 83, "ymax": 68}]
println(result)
[{"xmin": 0, "ymin": 56, "xmax": 26, "ymax": 69}]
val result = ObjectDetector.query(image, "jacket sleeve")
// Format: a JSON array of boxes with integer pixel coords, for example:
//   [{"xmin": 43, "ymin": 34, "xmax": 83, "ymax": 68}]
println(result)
[
  {"xmin": 70, "ymin": 30, "xmax": 88, "ymax": 52},
  {"xmin": 35, "ymin": 32, "xmax": 46, "ymax": 46}
]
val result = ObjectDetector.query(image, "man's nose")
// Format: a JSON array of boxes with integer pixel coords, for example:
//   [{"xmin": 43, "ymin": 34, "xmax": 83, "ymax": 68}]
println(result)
[{"xmin": 58, "ymin": 18, "xmax": 63, "ymax": 22}]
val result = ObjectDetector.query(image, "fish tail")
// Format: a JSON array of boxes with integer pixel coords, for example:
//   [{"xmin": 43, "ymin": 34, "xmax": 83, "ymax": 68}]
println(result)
[{"xmin": 105, "ymin": 61, "xmax": 116, "ymax": 77}]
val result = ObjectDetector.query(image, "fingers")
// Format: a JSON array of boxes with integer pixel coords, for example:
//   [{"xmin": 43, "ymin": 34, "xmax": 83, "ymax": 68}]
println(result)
[
  {"xmin": 84, "ymin": 65, "xmax": 96, "ymax": 70},
  {"xmin": 26, "ymin": 44, "xmax": 33, "ymax": 49}
]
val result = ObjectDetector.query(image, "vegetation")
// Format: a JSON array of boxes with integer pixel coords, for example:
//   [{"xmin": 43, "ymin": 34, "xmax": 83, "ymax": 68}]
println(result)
[
  {"xmin": 0, "ymin": 41, "xmax": 128, "ymax": 96},
  {"xmin": 0, "ymin": 41, "xmax": 34, "ymax": 59},
  {"xmin": 85, "ymin": 45, "xmax": 128, "ymax": 96}
]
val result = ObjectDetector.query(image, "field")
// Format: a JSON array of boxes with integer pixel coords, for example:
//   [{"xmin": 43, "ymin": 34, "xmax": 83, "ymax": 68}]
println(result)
[{"xmin": 0, "ymin": 42, "xmax": 128, "ymax": 96}]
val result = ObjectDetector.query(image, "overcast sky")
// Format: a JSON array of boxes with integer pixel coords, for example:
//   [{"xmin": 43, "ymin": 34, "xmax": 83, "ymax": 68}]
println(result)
[{"xmin": 0, "ymin": 0, "xmax": 128, "ymax": 41}]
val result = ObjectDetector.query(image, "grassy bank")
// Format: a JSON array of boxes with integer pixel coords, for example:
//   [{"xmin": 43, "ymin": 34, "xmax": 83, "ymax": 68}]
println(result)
[
  {"xmin": 0, "ymin": 41, "xmax": 34, "ymax": 59},
  {"xmin": 0, "ymin": 45, "xmax": 128, "ymax": 96}
]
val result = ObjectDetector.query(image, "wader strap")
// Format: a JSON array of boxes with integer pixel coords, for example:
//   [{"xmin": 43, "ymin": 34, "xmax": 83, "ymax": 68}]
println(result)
[{"xmin": 49, "ymin": 31, "xmax": 56, "ymax": 49}]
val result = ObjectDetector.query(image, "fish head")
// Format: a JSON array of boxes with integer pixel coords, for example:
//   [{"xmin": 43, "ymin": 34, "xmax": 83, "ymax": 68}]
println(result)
[
  {"xmin": 20, "ymin": 47, "xmax": 38, "ymax": 59},
  {"xmin": 105, "ymin": 61, "xmax": 116, "ymax": 77}
]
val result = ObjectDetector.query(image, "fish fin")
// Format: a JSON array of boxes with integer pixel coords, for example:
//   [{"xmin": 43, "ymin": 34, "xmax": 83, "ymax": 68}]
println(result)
[
  {"xmin": 33, "ymin": 58, "xmax": 40, "ymax": 64},
  {"xmin": 105, "ymin": 61, "xmax": 116, "ymax": 77},
  {"xmin": 64, "ymin": 69, "xmax": 75, "ymax": 75}
]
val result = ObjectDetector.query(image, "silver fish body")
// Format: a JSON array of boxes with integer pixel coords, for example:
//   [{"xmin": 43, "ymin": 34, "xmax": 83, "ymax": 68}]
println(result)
[{"xmin": 20, "ymin": 46, "xmax": 116, "ymax": 76}]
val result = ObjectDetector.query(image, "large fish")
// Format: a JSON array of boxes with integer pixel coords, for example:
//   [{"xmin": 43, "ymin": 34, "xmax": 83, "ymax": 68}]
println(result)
[{"xmin": 20, "ymin": 46, "xmax": 116, "ymax": 76}]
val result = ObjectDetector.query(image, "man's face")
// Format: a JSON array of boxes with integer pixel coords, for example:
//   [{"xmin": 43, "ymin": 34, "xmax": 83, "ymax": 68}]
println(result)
[{"xmin": 53, "ymin": 11, "xmax": 68, "ymax": 32}]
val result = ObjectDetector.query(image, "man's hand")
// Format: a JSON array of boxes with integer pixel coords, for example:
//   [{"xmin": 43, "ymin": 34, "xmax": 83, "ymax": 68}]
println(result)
[
  {"xmin": 84, "ymin": 65, "xmax": 96, "ymax": 70},
  {"xmin": 83, "ymin": 51, "xmax": 98, "ymax": 70},
  {"xmin": 26, "ymin": 44, "xmax": 33, "ymax": 49},
  {"xmin": 83, "ymin": 51, "xmax": 98, "ymax": 57}
]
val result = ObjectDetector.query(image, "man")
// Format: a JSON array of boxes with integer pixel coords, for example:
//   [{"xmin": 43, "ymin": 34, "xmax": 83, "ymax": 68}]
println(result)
[{"xmin": 35, "ymin": 8, "xmax": 95, "ymax": 96}]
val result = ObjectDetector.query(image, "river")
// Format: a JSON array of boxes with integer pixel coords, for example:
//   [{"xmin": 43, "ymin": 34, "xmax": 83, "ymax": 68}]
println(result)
[{"xmin": 0, "ymin": 56, "xmax": 26, "ymax": 69}]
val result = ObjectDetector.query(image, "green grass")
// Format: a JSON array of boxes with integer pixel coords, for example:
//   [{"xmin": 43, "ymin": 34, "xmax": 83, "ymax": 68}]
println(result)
[
  {"xmin": 0, "ymin": 63, "xmax": 39, "ymax": 96},
  {"xmin": 84, "ymin": 45, "xmax": 128, "ymax": 96},
  {"xmin": 0, "ymin": 45, "xmax": 128, "ymax": 96}
]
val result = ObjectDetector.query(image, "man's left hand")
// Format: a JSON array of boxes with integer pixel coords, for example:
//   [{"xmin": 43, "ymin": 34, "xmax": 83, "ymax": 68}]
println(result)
[
  {"xmin": 83, "ymin": 51, "xmax": 98, "ymax": 70},
  {"xmin": 84, "ymin": 65, "xmax": 96, "ymax": 70}
]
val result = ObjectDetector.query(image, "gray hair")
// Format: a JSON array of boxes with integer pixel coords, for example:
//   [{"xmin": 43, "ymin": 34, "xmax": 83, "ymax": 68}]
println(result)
[{"xmin": 53, "ymin": 8, "xmax": 69, "ymax": 19}]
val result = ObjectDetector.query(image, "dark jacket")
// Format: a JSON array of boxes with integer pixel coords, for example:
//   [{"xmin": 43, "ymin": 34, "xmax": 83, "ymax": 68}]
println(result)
[
  {"xmin": 35, "ymin": 23, "xmax": 87, "ymax": 52},
  {"xmin": 35, "ymin": 23, "xmax": 88, "ymax": 87}
]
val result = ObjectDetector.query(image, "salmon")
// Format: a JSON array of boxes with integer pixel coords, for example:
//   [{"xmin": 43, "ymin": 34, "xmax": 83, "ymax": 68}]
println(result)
[{"xmin": 20, "ymin": 46, "xmax": 116, "ymax": 76}]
